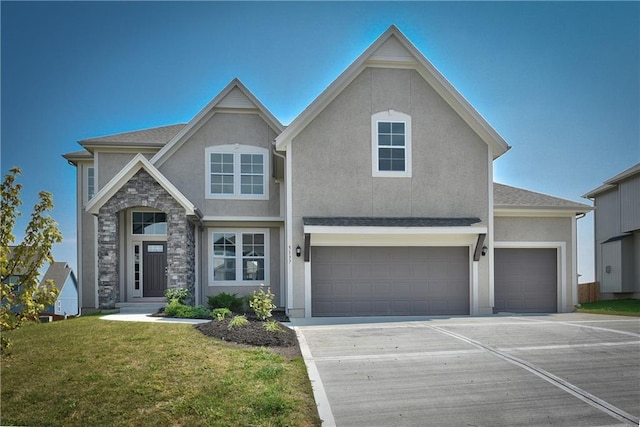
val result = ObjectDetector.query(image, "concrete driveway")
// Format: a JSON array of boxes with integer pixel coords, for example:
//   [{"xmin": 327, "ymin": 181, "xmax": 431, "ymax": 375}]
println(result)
[{"xmin": 291, "ymin": 313, "xmax": 640, "ymax": 427}]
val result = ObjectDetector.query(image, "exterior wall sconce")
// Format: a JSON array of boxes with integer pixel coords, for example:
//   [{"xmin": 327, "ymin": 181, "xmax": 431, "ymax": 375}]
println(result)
[
  {"xmin": 296, "ymin": 245, "xmax": 302, "ymax": 257},
  {"xmin": 481, "ymin": 246, "xmax": 488, "ymax": 256}
]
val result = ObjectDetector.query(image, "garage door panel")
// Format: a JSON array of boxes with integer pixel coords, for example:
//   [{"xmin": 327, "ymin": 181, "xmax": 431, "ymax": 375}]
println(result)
[
  {"xmin": 312, "ymin": 246, "xmax": 469, "ymax": 316},
  {"xmin": 495, "ymin": 248, "xmax": 557, "ymax": 313}
]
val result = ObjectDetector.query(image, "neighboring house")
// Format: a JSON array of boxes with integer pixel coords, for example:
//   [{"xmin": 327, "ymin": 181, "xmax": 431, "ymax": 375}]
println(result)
[
  {"xmin": 63, "ymin": 26, "xmax": 591, "ymax": 317},
  {"xmin": 41, "ymin": 262, "xmax": 79, "ymax": 316},
  {"xmin": 583, "ymin": 163, "xmax": 640, "ymax": 298}
]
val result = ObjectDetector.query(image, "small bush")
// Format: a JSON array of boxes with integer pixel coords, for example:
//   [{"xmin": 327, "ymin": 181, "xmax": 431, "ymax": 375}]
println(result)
[
  {"xmin": 164, "ymin": 300, "xmax": 201, "ymax": 318},
  {"xmin": 250, "ymin": 285, "xmax": 276, "ymax": 321},
  {"xmin": 208, "ymin": 292, "xmax": 244, "ymax": 313},
  {"xmin": 264, "ymin": 320, "xmax": 282, "ymax": 333},
  {"xmin": 212, "ymin": 308, "xmax": 232, "ymax": 321},
  {"xmin": 165, "ymin": 287, "xmax": 190, "ymax": 304},
  {"xmin": 228, "ymin": 315, "xmax": 249, "ymax": 330},
  {"xmin": 192, "ymin": 305, "xmax": 210, "ymax": 319}
]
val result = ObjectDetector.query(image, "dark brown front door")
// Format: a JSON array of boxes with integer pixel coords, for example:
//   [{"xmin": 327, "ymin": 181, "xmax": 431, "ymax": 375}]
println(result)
[{"xmin": 143, "ymin": 242, "xmax": 167, "ymax": 297}]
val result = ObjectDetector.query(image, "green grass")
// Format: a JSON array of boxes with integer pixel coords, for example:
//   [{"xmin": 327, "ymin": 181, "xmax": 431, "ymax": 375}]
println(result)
[
  {"xmin": 1, "ymin": 316, "xmax": 320, "ymax": 427},
  {"xmin": 577, "ymin": 299, "xmax": 640, "ymax": 316}
]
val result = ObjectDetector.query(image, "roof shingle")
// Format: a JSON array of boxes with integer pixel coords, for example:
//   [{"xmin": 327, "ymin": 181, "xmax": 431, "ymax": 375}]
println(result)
[{"xmin": 494, "ymin": 183, "xmax": 591, "ymax": 211}]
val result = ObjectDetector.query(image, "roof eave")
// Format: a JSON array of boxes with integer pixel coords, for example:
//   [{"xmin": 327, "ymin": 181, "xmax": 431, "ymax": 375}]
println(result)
[
  {"xmin": 494, "ymin": 206, "xmax": 593, "ymax": 217},
  {"xmin": 275, "ymin": 25, "xmax": 511, "ymax": 157},
  {"xmin": 152, "ymin": 78, "xmax": 284, "ymax": 167},
  {"xmin": 85, "ymin": 154, "xmax": 196, "ymax": 216}
]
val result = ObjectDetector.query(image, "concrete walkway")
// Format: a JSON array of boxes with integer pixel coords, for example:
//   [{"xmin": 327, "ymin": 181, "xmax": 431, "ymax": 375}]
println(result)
[
  {"xmin": 101, "ymin": 311, "xmax": 210, "ymax": 324},
  {"xmin": 292, "ymin": 313, "xmax": 640, "ymax": 427}
]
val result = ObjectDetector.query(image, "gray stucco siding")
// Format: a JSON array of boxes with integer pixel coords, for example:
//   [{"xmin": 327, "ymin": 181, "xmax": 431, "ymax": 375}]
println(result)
[
  {"xmin": 96, "ymin": 152, "xmax": 139, "ymax": 188},
  {"xmin": 291, "ymin": 67, "xmax": 489, "ymax": 221},
  {"xmin": 494, "ymin": 216, "xmax": 572, "ymax": 243},
  {"xmin": 159, "ymin": 112, "xmax": 280, "ymax": 218}
]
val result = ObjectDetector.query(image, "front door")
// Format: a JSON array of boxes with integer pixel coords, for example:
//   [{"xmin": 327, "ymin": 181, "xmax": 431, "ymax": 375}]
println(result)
[{"xmin": 143, "ymin": 242, "xmax": 167, "ymax": 297}]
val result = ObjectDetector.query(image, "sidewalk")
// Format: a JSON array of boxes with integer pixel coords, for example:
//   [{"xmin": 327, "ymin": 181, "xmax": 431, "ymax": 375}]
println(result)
[{"xmin": 101, "ymin": 311, "xmax": 210, "ymax": 324}]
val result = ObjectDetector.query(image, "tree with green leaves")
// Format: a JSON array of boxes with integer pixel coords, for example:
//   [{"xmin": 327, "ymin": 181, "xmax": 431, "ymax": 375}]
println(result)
[{"xmin": 1, "ymin": 167, "xmax": 63, "ymax": 353}]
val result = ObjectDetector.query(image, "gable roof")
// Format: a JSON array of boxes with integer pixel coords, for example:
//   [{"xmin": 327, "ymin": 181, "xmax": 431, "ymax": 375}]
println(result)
[
  {"xmin": 151, "ymin": 78, "xmax": 284, "ymax": 166},
  {"xmin": 494, "ymin": 183, "xmax": 592, "ymax": 213},
  {"xmin": 583, "ymin": 162, "xmax": 640, "ymax": 199},
  {"xmin": 40, "ymin": 262, "xmax": 76, "ymax": 292},
  {"xmin": 85, "ymin": 153, "xmax": 197, "ymax": 216},
  {"xmin": 79, "ymin": 124, "xmax": 186, "ymax": 150},
  {"xmin": 275, "ymin": 25, "xmax": 510, "ymax": 158}
]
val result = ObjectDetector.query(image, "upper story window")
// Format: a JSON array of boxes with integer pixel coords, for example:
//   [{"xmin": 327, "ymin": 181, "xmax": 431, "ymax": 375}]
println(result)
[
  {"xmin": 132, "ymin": 211, "xmax": 167, "ymax": 235},
  {"xmin": 206, "ymin": 145, "xmax": 269, "ymax": 200},
  {"xmin": 86, "ymin": 166, "xmax": 95, "ymax": 201},
  {"xmin": 372, "ymin": 110, "xmax": 412, "ymax": 178}
]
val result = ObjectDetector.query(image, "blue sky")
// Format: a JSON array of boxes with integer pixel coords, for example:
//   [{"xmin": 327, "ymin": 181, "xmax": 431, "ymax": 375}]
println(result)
[{"xmin": 2, "ymin": 2, "xmax": 638, "ymax": 282}]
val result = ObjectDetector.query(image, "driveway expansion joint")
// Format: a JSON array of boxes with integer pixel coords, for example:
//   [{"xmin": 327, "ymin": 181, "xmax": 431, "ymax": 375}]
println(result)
[{"xmin": 429, "ymin": 325, "xmax": 640, "ymax": 426}]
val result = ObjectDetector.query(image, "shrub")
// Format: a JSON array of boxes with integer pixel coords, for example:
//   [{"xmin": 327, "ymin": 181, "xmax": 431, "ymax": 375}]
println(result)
[
  {"xmin": 250, "ymin": 285, "xmax": 276, "ymax": 321},
  {"xmin": 164, "ymin": 287, "xmax": 189, "ymax": 304},
  {"xmin": 164, "ymin": 300, "xmax": 197, "ymax": 318},
  {"xmin": 228, "ymin": 315, "xmax": 249, "ymax": 330},
  {"xmin": 192, "ymin": 305, "xmax": 210, "ymax": 319},
  {"xmin": 264, "ymin": 320, "xmax": 282, "ymax": 333},
  {"xmin": 212, "ymin": 308, "xmax": 232, "ymax": 321},
  {"xmin": 207, "ymin": 292, "xmax": 244, "ymax": 313}
]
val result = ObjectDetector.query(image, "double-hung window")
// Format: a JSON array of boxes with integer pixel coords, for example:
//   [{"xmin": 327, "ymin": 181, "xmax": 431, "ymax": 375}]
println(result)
[
  {"xmin": 206, "ymin": 145, "xmax": 269, "ymax": 199},
  {"xmin": 372, "ymin": 111, "xmax": 412, "ymax": 177},
  {"xmin": 211, "ymin": 229, "xmax": 268, "ymax": 284}
]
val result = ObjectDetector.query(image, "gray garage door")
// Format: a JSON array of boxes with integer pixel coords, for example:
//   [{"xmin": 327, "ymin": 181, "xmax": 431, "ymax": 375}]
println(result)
[
  {"xmin": 494, "ymin": 248, "xmax": 557, "ymax": 313},
  {"xmin": 311, "ymin": 246, "xmax": 469, "ymax": 317}
]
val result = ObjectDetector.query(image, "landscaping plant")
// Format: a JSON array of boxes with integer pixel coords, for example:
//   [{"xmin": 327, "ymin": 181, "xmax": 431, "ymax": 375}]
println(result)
[
  {"xmin": 228, "ymin": 315, "xmax": 249, "ymax": 330},
  {"xmin": 250, "ymin": 285, "xmax": 276, "ymax": 321},
  {"xmin": 164, "ymin": 287, "xmax": 189, "ymax": 304},
  {"xmin": 208, "ymin": 292, "xmax": 244, "ymax": 313},
  {"xmin": 1, "ymin": 167, "xmax": 62, "ymax": 353},
  {"xmin": 212, "ymin": 308, "xmax": 232, "ymax": 321}
]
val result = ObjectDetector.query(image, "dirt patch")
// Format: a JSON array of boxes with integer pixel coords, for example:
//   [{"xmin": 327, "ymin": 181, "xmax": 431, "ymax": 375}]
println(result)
[{"xmin": 194, "ymin": 318, "xmax": 301, "ymax": 359}]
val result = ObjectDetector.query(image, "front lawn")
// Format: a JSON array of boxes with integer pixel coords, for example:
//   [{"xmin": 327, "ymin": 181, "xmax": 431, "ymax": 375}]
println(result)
[
  {"xmin": 1, "ymin": 316, "xmax": 320, "ymax": 427},
  {"xmin": 577, "ymin": 299, "xmax": 640, "ymax": 317}
]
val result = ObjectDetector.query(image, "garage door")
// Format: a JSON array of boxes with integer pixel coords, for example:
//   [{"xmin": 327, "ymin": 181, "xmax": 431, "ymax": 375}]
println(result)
[
  {"xmin": 311, "ymin": 246, "xmax": 469, "ymax": 317},
  {"xmin": 494, "ymin": 248, "xmax": 557, "ymax": 313}
]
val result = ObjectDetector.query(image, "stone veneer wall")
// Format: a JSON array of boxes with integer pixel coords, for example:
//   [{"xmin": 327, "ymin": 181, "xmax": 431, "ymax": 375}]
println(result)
[{"xmin": 97, "ymin": 169, "xmax": 195, "ymax": 308}]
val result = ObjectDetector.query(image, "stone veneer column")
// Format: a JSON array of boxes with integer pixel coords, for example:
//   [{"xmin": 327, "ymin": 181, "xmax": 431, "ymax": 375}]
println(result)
[{"xmin": 97, "ymin": 169, "xmax": 195, "ymax": 308}]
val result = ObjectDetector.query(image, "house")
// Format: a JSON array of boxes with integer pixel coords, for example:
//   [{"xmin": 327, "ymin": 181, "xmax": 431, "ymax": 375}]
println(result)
[
  {"xmin": 583, "ymin": 163, "xmax": 640, "ymax": 298},
  {"xmin": 41, "ymin": 262, "xmax": 79, "ymax": 316},
  {"xmin": 63, "ymin": 26, "xmax": 591, "ymax": 317}
]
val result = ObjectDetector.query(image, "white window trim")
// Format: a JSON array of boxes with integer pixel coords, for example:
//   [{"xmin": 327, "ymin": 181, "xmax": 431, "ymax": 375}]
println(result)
[
  {"xmin": 371, "ymin": 110, "xmax": 412, "ymax": 178},
  {"xmin": 85, "ymin": 165, "xmax": 96, "ymax": 203},
  {"xmin": 209, "ymin": 228, "xmax": 270, "ymax": 286},
  {"xmin": 205, "ymin": 144, "xmax": 269, "ymax": 200}
]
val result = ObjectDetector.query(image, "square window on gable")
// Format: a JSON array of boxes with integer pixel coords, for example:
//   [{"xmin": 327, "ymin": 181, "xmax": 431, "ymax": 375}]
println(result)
[
  {"xmin": 205, "ymin": 145, "xmax": 269, "ymax": 200},
  {"xmin": 372, "ymin": 111, "xmax": 412, "ymax": 178}
]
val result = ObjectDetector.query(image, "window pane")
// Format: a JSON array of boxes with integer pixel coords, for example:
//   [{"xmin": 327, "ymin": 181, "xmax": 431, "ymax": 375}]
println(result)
[
  {"xmin": 379, "ymin": 159, "xmax": 391, "ymax": 171},
  {"xmin": 243, "ymin": 259, "xmax": 264, "ymax": 281},
  {"xmin": 392, "ymin": 122, "xmax": 405, "ymax": 133},
  {"xmin": 391, "ymin": 159, "xmax": 405, "ymax": 171},
  {"xmin": 391, "ymin": 134, "xmax": 405, "ymax": 146},
  {"xmin": 214, "ymin": 258, "xmax": 236, "ymax": 281},
  {"xmin": 378, "ymin": 134, "xmax": 391, "ymax": 146},
  {"xmin": 379, "ymin": 148, "xmax": 392, "ymax": 160},
  {"xmin": 378, "ymin": 122, "xmax": 391, "ymax": 133},
  {"xmin": 132, "ymin": 212, "xmax": 143, "ymax": 223}
]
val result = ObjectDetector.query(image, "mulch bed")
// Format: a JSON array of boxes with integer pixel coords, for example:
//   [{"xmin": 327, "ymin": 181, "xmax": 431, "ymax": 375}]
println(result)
[{"xmin": 194, "ymin": 318, "xmax": 302, "ymax": 359}]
